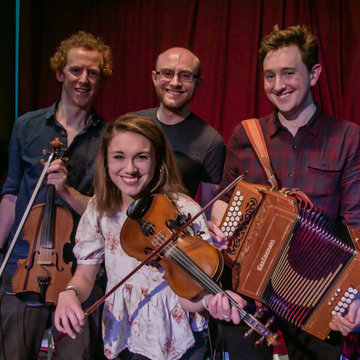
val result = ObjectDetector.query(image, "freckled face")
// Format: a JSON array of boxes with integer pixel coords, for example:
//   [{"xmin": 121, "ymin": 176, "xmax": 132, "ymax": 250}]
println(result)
[
  {"xmin": 56, "ymin": 47, "xmax": 102, "ymax": 110},
  {"xmin": 263, "ymin": 45, "xmax": 316, "ymax": 119},
  {"xmin": 107, "ymin": 131, "xmax": 156, "ymax": 208}
]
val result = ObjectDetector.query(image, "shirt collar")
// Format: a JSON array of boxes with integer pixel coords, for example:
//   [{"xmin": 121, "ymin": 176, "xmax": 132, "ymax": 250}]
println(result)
[
  {"xmin": 45, "ymin": 100, "xmax": 101, "ymax": 128},
  {"xmin": 268, "ymin": 105, "xmax": 323, "ymax": 138}
]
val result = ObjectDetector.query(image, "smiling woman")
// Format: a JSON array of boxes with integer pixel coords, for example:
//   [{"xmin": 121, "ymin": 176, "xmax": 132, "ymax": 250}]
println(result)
[{"xmin": 54, "ymin": 114, "xmax": 214, "ymax": 360}]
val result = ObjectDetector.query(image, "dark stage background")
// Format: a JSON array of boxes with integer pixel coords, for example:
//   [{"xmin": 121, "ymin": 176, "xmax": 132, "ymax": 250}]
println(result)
[{"xmin": 16, "ymin": 0, "xmax": 360, "ymax": 144}]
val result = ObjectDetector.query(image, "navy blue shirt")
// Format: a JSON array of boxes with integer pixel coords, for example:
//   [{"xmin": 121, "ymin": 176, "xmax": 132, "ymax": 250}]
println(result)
[{"xmin": 2, "ymin": 101, "xmax": 106, "ymax": 274}]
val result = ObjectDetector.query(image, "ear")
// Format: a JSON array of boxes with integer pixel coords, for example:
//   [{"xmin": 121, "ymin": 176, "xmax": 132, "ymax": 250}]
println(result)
[
  {"xmin": 56, "ymin": 71, "xmax": 64, "ymax": 83},
  {"xmin": 310, "ymin": 64, "xmax": 322, "ymax": 87},
  {"xmin": 151, "ymin": 70, "xmax": 157, "ymax": 86}
]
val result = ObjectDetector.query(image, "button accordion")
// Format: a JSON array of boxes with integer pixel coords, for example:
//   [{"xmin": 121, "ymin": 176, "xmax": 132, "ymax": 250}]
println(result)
[{"xmin": 220, "ymin": 178, "xmax": 360, "ymax": 340}]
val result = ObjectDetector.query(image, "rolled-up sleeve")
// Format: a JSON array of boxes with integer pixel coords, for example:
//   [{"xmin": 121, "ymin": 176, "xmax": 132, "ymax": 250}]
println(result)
[{"xmin": 2, "ymin": 120, "xmax": 23, "ymax": 196}]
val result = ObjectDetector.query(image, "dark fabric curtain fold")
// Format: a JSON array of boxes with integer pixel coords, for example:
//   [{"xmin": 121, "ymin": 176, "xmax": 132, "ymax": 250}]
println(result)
[{"xmin": 18, "ymin": 0, "xmax": 360, "ymax": 143}]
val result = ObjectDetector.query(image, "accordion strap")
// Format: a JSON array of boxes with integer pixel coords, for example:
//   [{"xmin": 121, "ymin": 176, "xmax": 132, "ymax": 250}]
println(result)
[{"xmin": 242, "ymin": 118, "xmax": 279, "ymax": 190}]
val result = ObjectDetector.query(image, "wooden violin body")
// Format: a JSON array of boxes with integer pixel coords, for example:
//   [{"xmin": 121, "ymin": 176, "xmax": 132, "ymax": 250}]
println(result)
[
  {"xmin": 121, "ymin": 194, "xmax": 224, "ymax": 299},
  {"xmin": 12, "ymin": 203, "xmax": 73, "ymax": 304},
  {"xmin": 12, "ymin": 138, "xmax": 73, "ymax": 305}
]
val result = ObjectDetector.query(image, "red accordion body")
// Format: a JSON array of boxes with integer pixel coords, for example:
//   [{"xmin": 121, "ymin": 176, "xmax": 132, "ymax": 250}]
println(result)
[{"xmin": 220, "ymin": 179, "xmax": 360, "ymax": 340}]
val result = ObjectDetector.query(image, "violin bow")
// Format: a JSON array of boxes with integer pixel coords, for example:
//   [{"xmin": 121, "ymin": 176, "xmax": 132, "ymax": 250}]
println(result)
[
  {"xmin": 52, "ymin": 173, "xmax": 246, "ymax": 346},
  {"xmin": 0, "ymin": 152, "xmax": 55, "ymax": 278}
]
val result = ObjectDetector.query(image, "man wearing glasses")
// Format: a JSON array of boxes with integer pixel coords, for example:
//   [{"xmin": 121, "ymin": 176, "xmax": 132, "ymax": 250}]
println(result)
[{"xmin": 137, "ymin": 47, "xmax": 225, "ymax": 210}]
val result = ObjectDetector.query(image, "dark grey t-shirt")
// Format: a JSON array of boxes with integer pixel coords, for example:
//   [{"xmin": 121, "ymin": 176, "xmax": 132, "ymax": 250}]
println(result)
[{"xmin": 136, "ymin": 108, "xmax": 225, "ymax": 197}]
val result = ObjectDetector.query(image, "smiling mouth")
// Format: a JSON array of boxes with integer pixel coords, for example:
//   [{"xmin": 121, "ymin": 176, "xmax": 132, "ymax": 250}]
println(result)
[
  {"xmin": 279, "ymin": 92, "xmax": 292, "ymax": 99},
  {"xmin": 166, "ymin": 89, "xmax": 184, "ymax": 95},
  {"xmin": 122, "ymin": 176, "xmax": 140, "ymax": 185},
  {"xmin": 75, "ymin": 88, "xmax": 90, "ymax": 93}
]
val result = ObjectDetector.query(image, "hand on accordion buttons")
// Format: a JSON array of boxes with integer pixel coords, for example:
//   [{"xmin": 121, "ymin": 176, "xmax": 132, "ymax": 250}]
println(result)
[
  {"xmin": 207, "ymin": 220, "xmax": 229, "ymax": 250},
  {"xmin": 204, "ymin": 290, "xmax": 247, "ymax": 324},
  {"xmin": 329, "ymin": 299, "xmax": 360, "ymax": 336}
]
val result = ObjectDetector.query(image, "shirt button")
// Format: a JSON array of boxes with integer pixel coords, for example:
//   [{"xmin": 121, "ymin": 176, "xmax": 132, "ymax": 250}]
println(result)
[
  {"xmin": 288, "ymin": 172, "xmax": 293, "ymax": 177},
  {"xmin": 292, "ymin": 144, "xmax": 297, "ymax": 150},
  {"xmin": 61, "ymin": 130, "xmax": 66, "ymax": 135}
]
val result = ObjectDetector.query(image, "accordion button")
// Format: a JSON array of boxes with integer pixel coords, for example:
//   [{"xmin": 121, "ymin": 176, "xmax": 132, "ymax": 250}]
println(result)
[
  {"xmin": 346, "ymin": 299, "xmax": 352, "ymax": 304},
  {"xmin": 234, "ymin": 196, "xmax": 238, "ymax": 201},
  {"xmin": 240, "ymin": 196, "xmax": 244, "ymax": 200},
  {"xmin": 340, "ymin": 308, "xmax": 345, "ymax": 313},
  {"xmin": 353, "ymin": 289, "xmax": 358, "ymax": 295},
  {"xmin": 345, "ymin": 292, "xmax": 350, "ymax": 297},
  {"xmin": 335, "ymin": 306, "xmax": 340, "ymax": 311},
  {"xmin": 349, "ymin": 294, "xmax": 355, "ymax": 299},
  {"xmin": 236, "ymin": 191, "xmax": 241, "ymax": 196},
  {"xmin": 338, "ymin": 288, "xmax": 342, "ymax": 293},
  {"xmin": 338, "ymin": 301, "xmax": 343, "ymax": 307},
  {"xmin": 328, "ymin": 301, "xmax": 332, "ymax": 306},
  {"xmin": 348, "ymin": 287, "xmax": 354, "ymax": 293},
  {"xmin": 343, "ymin": 303, "xmax": 349, "ymax": 309},
  {"xmin": 331, "ymin": 311, "xmax": 337, "ymax": 316},
  {"xmin": 341, "ymin": 297, "xmax": 346, "ymax": 302}
]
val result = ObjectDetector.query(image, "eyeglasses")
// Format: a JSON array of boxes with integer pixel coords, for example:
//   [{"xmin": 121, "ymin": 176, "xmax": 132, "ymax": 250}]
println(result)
[{"xmin": 156, "ymin": 69, "xmax": 199, "ymax": 83}]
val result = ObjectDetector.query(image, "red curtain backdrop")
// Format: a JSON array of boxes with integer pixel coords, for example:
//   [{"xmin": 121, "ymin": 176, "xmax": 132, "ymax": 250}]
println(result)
[
  {"xmin": 18, "ymin": 0, "xmax": 360, "ymax": 143},
  {"xmin": 14, "ymin": 1, "xmax": 360, "ymax": 356}
]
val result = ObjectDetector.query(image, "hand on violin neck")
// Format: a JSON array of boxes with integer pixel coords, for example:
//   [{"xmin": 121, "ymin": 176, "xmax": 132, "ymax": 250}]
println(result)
[
  {"xmin": 45, "ymin": 159, "xmax": 90, "ymax": 215},
  {"xmin": 207, "ymin": 291, "xmax": 247, "ymax": 325},
  {"xmin": 207, "ymin": 220, "xmax": 228, "ymax": 250},
  {"xmin": 46, "ymin": 159, "xmax": 68, "ymax": 192}
]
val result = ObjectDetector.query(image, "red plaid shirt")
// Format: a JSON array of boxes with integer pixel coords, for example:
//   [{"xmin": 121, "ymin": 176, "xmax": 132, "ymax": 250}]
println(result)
[{"xmin": 220, "ymin": 106, "xmax": 360, "ymax": 230}]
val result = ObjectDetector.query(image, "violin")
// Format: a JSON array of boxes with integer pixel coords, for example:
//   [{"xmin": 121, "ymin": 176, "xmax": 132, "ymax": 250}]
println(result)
[
  {"xmin": 12, "ymin": 138, "xmax": 73, "ymax": 305},
  {"xmin": 121, "ymin": 193, "xmax": 279, "ymax": 346}
]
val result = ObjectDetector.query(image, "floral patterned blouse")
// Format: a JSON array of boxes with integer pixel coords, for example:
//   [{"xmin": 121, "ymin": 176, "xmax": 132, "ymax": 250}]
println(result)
[{"xmin": 73, "ymin": 193, "xmax": 211, "ymax": 360}]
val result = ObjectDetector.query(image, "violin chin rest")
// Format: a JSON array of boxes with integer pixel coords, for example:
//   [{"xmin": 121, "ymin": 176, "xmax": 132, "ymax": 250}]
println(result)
[
  {"xmin": 127, "ymin": 195, "xmax": 154, "ymax": 220},
  {"xmin": 14, "ymin": 290, "xmax": 46, "ymax": 307}
]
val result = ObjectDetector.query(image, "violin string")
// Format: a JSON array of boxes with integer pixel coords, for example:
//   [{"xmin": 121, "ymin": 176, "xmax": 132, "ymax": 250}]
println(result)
[{"xmin": 151, "ymin": 232, "xmax": 271, "ymax": 337}]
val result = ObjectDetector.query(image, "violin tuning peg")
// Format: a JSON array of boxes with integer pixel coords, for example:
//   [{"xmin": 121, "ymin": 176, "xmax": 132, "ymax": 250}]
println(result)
[
  {"xmin": 61, "ymin": 148, "xmax": 67, "ymax": 153},
  {"xmin": 244, "ymin": 328, "xmax": 254, "ymax": 338},
  {"xmin": 61, "ymin": 156, "xmax": 69, "ymax": 162},
  {"xmin": 254, "ymin": 306, "xmax": 265, "ymax": 318},
  {"xmin": 255, "ymin": 336, "xmax": 265, "ymax": 346},
  {"xmin": 265, "ymin": 316, "xmax": 275, "ymax": 328},
  {"xmin": 39, "ymin": 159, "xmax": 46, "ymax": 165},
  {"xmin": 42, "ymin": 149, "xmax": 50, "ymax": 156}
]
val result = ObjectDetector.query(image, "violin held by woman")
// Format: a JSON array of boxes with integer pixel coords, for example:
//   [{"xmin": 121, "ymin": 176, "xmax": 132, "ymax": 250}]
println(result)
[{"xmin": 54, "ymin": 114, "xmax": 227, "ymax": 360}]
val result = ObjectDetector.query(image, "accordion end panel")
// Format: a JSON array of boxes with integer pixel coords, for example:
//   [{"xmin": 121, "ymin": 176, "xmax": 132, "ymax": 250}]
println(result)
[{"xmin": 303, "ymin": 226, "xmax": 360, "ymax": 340}]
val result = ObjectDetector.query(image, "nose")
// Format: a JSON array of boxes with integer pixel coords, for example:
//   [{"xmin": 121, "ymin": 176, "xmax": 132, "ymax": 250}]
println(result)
[
  {"xmin": 274, "ymin": 75, "xmax": 286, "ymax": 92},
  {"xmin": 79, "ymin": 70, "xmax": 89, "ymax": 83},
  {"xmin": 124, "ymin": 159, "xmax": 137, "ymax": 173},
  {"xmin": 169, "ymin": 73, "xmax": 181, "ymax": 87}
]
